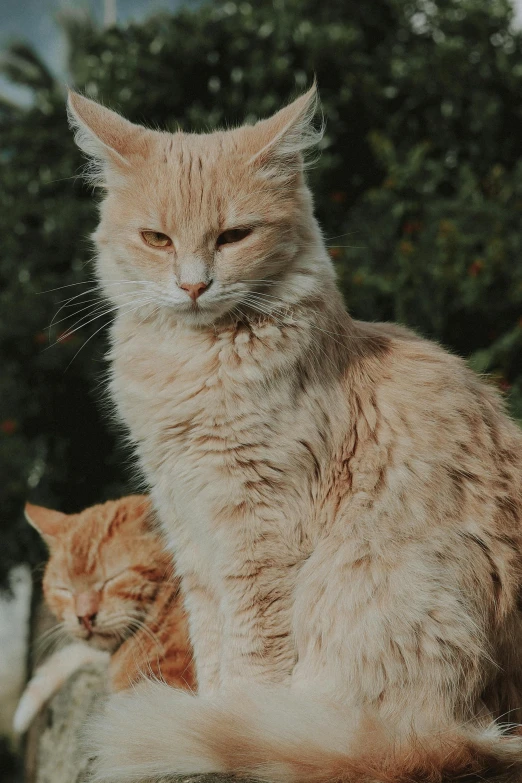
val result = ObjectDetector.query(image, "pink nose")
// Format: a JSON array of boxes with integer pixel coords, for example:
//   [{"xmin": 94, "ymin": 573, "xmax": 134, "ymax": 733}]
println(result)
[
  {"xmin": 78, "ymin": 613, "xmax": 97, "ymax": 632},
  {"xmin": 179, "ymin": 281, "xmax": 208, "ymax": 302},
  {"xmin": 75, "ymin": 591, "xmax": 99, "ymax": 627}
]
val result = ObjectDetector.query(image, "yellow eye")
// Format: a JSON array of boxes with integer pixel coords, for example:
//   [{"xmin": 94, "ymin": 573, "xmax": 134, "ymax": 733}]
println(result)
[{"xmin": 141, "ymin": 230, "xmax": 172, "ymax": 248}]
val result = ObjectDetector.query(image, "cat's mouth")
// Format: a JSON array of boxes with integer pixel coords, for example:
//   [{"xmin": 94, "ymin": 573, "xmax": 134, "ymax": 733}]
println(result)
[
  {"xmin": 74, "ymin": 627, "xmax": 122, "ymax": 652},
  {"xmin": 159, "ymin": 286, "xmax": 246, "ymax": 326}
]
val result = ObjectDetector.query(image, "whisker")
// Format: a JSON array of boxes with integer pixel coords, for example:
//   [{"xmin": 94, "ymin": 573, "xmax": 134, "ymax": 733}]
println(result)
[
  {"xmin": 50, "ymin": 292, "xmax": 158, "ymax": 335},
  {"xmin": 128, "ymin": 617, "xmax": 162, "ymax": 650},
  {"xmin": 63, "ymin": 323, "xmax": 115, "ymax": 369},
  {"xmin": 242, "ymin": 279, "xmax": 282, "ymax": 286},
  {"xmin": 325, "ymin": 244, "xmax": 364, "ymax": 249},
  {"xmin": 49, "ymin": 287, "xmax": 103, "ymax": 328},
  {"xmin": 133, "ymin": 304, "xmax": 162, "ymax": 331},
  {"xmin": 244, "ymin": 291, "xmax": 350, "ymax": 343},
  {"xmin": 47, "ymin": 291, "xmax": 145, "ymax": 330},
  {"xmin": 52, "ymin": 281, "xmax": 158, "ymax": 308},
  {"xmin": 47, "ymin": 297, "xmax": 157, "ymax": 349},
  {"xmin": 63, "ymin": 299, "xmax": 158, "ymax": 370},
  {"xmin": 37, "ymin": 280, "xmax": 103, "ymax": 295},
  {"xmin": 37, "ymin": 279, "xmax": 158, "ymax": 295},
  {"xmin": 43, "ymin": 307, "xmax": 119, "ymax": 351},
  {"xmin": 34, "ymin": 623, "xmax": 70, "ymax": 661},
  {"xmin": 323, "ymin": 231, "xmax": 360, "ymax": 241}
]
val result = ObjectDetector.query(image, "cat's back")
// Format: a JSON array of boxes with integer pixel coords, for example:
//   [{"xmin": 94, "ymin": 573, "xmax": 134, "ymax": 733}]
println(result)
[
  {"xmin": 345, "ymin": 319, "xmax": 522, "ymax": 535},
  {"xmin": 355, "ymin": 318, "xmax": 521, "ymax": 451}
]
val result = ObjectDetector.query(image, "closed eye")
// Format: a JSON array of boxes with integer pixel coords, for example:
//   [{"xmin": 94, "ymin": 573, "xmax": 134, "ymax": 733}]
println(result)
[
  {"xmin": 216, "ymin": 227, "xmax": 253, "ymax": 247},
  {"xmin": 102, "ymin": 569, "xmax": 131, "ymax": 588}
]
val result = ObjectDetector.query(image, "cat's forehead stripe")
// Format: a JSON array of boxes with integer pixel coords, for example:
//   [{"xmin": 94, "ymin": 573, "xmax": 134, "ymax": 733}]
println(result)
[
  {"xmin": 159, "ymin": 134, "xmax": 228, "ymax": 231},
  {"xmin": 62, "ymin": 502, "xmax": 126, "ymax": 579},
  {"xmin": 69, "ymin": 518, "xmax": 106, "ymax": 577}
]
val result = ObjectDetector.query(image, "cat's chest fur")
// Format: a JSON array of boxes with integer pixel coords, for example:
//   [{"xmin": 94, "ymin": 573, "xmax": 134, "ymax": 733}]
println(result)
[{"xmin": 110, "ymin": 316, "xmax": 337, "ymax": 574}]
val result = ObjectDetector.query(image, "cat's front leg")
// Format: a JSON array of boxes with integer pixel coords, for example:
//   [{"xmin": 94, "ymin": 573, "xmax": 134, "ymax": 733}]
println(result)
[
  {"xmin": 155, "ymin": 498, "xmax": 223, "ymax": 694},
  {"xmin": 290, "ymin": 530, "xmax": 490, "ymax": 732},
  {"xmin": 219, "ymin": 560, "xmax": 298, "ymax": 686},
  {"xmin": 182, "ymin": 571, "xmax": 223, "ymax": 694}
]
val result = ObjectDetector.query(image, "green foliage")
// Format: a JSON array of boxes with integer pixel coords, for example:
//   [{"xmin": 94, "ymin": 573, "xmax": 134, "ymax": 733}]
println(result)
[{"xmin": 1, "ymin": 0, "xmax": 521, "ymax": 585}]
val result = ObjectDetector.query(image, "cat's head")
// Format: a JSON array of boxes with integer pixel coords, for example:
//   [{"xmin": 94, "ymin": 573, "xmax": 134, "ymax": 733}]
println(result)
[
  {"xmin": 25, "ymin": 495, "xmax": 172, "ymax": 652},
  {"xmin": 67, "ymin": 84, "xmax": 329, "ymax": 327}
]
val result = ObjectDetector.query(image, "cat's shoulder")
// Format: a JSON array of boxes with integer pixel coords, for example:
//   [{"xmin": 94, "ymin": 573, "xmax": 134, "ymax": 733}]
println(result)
[
  {"xmin": 351, "ymin": 319, "xmax": 517, "ymax": 435},
  {"xmin": 355, "ymin": 318, "xmax": 481, "ymax": 385}
]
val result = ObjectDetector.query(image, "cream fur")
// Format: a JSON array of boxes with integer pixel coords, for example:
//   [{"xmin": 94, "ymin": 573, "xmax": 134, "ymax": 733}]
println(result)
[{"xmin": 67, "ymin": 86, "xmax": 522, "ymax": 782}]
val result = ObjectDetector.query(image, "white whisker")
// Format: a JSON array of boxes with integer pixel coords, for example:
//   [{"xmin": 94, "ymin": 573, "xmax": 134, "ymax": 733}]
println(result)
[
  {"xmin": 38, "ymin": 279, "xmax": 159, "ymax": 295},
  {"xmin": 51, "ymin": 292, "xmax": 158, "ymax": 335},
  {"xmin": 49, "ymin": 287, "xmax": 103, "ymax": 328},
  {"xmin": 62, "ymin": 298, "xmax": 159, "ymax": 370}
]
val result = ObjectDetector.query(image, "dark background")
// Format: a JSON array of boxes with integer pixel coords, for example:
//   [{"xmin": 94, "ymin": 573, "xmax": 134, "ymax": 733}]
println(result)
[{"xmin": 1, "ymin": 1, "xmax": 522, "ymax": 772}]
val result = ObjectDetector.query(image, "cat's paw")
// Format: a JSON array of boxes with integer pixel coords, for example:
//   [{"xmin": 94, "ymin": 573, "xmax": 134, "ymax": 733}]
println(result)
[
  {"xmin": 12, "ymin": 676, "xmax": 45, "ymax": 734},
  {"xmin": 13, "ymin": 643, "xmax": 109, "ymax": 733}
]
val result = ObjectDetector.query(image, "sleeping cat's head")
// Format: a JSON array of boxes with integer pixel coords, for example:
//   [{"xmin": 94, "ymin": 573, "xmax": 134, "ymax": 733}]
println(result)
[
  {"xmin": 67, "ymin": 84, "xmax": 331, "ymax": 327},
  {"xmin": 25, "ymin": 496, "xmax": 172, "ymax": 652}
]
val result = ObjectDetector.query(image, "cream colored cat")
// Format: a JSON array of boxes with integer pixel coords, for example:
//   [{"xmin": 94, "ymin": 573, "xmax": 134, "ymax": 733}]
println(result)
[{"xmin": 67, "ymin": 85, "xmax": 522, "ymax": 782}]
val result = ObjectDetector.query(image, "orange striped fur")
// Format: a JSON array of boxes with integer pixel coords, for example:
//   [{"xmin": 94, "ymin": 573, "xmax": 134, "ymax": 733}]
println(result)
[{"xmin": 25, "ymin": 496, "xmax": 194, "ymax": 693}]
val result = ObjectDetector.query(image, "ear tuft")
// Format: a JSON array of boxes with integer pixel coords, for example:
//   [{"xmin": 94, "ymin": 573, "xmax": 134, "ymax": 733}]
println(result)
[
  {"xmin": 67, "ymin": 91, "xmax": 147, "ymax": 187},
  {"xmin": 249, "ymin": 82, "xmax": 324, "ymax": 171},
  {"xmin": 120, "ymin": 495, "xmax": 156, "ymax": 532},
  {"xmin": 24, "ymin": 502, "xmax": 68, "ymax": 545}
]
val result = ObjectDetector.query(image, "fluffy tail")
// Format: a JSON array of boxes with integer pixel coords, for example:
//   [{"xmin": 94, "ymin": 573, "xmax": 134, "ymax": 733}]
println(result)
[
  {"xmin": 87, "ymin": 683, "xmax": 522, "ymax": 783},
  {"xmin": 13, "ymin": 642, "xmax": 109, "ymax": 734}
]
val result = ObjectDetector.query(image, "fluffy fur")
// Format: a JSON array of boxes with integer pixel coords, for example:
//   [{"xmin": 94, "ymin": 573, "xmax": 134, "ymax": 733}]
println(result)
[
  {"xmin": 14, "ymin": 496, "xmax": 194, "ymax": 733},
  {"xmin": 66, "ymin": 86, "xmax": 522, "ymax": 782}
]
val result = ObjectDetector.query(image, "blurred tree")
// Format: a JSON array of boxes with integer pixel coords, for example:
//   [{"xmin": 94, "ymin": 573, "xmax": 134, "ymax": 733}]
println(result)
[{"xmin": 1, "ymin": 0, "xmax": 521, "ymax": 589}]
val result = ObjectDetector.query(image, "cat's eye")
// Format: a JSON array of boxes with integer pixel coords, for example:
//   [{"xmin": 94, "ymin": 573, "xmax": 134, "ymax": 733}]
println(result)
[
  {"xmin": 216, "ymin": 227, "xmax": 253, "ymax": 247},
  {"xmin": 141, "ymin": 230, "xmax": 173, "ymax": 248},
  {"xmin": 102, "ymin": 569, "xmax": 130, "ymax": 587}
]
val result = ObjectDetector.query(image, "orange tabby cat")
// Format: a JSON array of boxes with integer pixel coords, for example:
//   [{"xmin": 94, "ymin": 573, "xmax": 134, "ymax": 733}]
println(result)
[{"xmin": 14, "ymin": 495, "xmax": 194, "ymax": 732}]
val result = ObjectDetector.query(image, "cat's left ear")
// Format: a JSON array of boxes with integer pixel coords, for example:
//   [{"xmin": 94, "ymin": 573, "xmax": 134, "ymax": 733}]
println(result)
[
  {"xmin": 248, "ymin": 82, "xmax": 323, "ymax": 173},
  {"xmin": 24, "ymin": 502, "xmax": 68, "ymax": 545},
  {"xmin": 67, "ymin": 91, "xmax": 149, "ymax": 186}
]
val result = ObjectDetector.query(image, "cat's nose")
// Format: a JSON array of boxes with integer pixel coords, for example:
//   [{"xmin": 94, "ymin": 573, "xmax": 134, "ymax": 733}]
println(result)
[
  {"xmin": 78, "ymin": 613, "xmax": 97, "ymax": 632},
  {"xmin": 75, "ymin": 590, "xmax": 99, "ymax": 624},
  {"xmin": 178, "ymin": 281, "xmax": 209, "ymax": 301}
]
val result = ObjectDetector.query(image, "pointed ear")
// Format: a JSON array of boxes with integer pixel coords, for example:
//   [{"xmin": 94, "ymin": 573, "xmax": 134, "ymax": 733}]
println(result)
[
  {"xmin": 128, "ymin": 495, "xmax": 153, "ymax": 519},
  {"xmin": 249, "ymin": 83, "xmax": 323, "ymax": 172},
  {"xmin": 67, "ymin": 91, "xmax": 148, "ymax": 185},
  {"xmin": 108, "ymin": 495, "xmax": 155, "ymax": 535},
  {"xmin": 24, "ymin": 502, "xmax": 68, "ymax": 545}
]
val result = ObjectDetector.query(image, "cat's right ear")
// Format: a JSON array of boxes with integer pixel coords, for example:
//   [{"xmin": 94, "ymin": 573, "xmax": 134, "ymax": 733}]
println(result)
[
  {"xmin": 248, "ymin": 83, "xmax": 323, "ymax": 174},
  {"xmin": 67, "ymin": 92, "xmax": 148, "ymax": 186},
  {"xmin": 24, "ymin": 503, "xmax": 68, "ymax": 545}
]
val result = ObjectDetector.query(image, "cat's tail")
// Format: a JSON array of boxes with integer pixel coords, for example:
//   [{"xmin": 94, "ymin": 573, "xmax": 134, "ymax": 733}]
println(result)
[
  {"xmin": 13, "ymin": 642, "xmax": 109, "ymax": 734},
  {"xmin": 87, "ymin": 682, "xmax": 522, "ymax": 783}
]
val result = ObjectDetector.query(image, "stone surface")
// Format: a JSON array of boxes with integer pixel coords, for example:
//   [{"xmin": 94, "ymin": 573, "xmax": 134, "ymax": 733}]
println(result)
[{"xmin": 32, "ymin": 662, "xmax": 107, "ymax": 783}]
